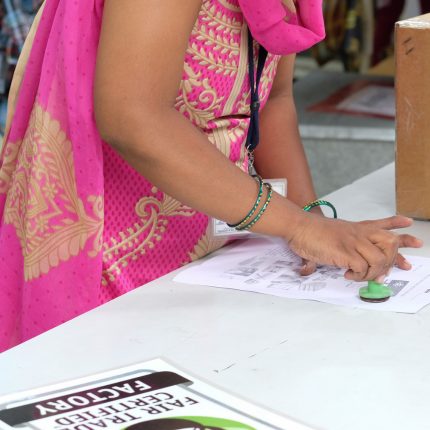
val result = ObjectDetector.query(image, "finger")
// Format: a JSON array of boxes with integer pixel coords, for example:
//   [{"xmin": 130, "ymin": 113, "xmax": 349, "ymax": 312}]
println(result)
[
  {"xmin": 359, "ymin": 216, "xmax": 413, "ymax": 231},
  {"xmin": 369, "ymin": 230, "xmax": 399, "ymax": 281},
  {"xmin": 355, "ymin": 240, "xmax": 388, "ymax": 281},
  {"xmin": 344, "ymin": 269, "xmax": 356, "ymax": 281},
  {"xmin": 396, "ymin": 253, "xmax": 413, "ymax": 271},
  {"xmin": 398, "ymin": 234, "xmax": 424, "ymax": 249},
  {"xmin": 300, "ymin": 259, "xmax": 317, "ymax": 276},
  {"xmin": 343, "ymin": 249, "xmax": 371, "ymax": 282}
]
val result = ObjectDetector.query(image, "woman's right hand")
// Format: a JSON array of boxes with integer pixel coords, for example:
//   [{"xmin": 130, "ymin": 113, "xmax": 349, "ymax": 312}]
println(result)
[{"xmin": 286, "ymin": 213, "xmax": 423, "ymax": 283}]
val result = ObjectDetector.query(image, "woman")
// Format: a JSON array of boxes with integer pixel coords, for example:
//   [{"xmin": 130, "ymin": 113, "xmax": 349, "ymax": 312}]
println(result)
[{"xmin": 0, "ymin": 0, "xmax": 422, "ymax": 352}]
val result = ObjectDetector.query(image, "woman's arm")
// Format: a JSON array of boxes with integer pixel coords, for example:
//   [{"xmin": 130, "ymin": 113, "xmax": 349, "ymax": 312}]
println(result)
[
  {"xmin": 254, "ymin": 54, "xmax": 317, "ymax": 209},
  {"xmin": 94, "ymin": 0, "xmax": 303, "ymax": 239},
  {"xmin": 4, "ymin": 1, "xmax": 46, "ymax": 144},
  {"xmin": 94, "ymin": 0, "xmax": 421, "ymax": 283}
]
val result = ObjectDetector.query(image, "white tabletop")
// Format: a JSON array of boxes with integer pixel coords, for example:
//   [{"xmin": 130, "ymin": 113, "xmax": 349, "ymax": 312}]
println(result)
[{"xmin": 1, "ymin": 163, "xmax": 430, "ymax": 430}]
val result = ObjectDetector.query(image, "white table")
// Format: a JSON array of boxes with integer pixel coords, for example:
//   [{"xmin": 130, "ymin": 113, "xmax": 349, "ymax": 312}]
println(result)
[{"xmin": 1, "ymin": 163, "xmax": 430, "ymax": 430}]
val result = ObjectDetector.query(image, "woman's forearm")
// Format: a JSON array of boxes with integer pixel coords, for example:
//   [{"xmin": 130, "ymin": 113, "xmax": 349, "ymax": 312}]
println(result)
[
  {"xmin": 253, "ymin": 94, "xmax": 318, "ymax": 208},
  {"xmin": 99, "ymin": 102, "xmax": 307, "ymax": 240},
  {"xmin": 95, "ymin": 0, "xmax": 307, "ymax": 242}
]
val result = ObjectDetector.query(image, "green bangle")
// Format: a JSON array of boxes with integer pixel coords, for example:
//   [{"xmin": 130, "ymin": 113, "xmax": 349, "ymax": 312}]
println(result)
[
  {"xmin": 303, "ymin": 199, "xmax": 337, "ymax": 218},
  {"xmin": 228, "ymin": 176, "xmax": 264, "ymax": 229},
  {"xmin": 236, "ymin": 183, "xmax": 273, "ymax": 231}
]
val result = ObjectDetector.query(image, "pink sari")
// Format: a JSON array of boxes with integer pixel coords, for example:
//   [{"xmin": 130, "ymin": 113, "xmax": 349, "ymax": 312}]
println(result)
[{"xmin": 0, "ymin": 0, "xmax": 324, "ymax": 352}]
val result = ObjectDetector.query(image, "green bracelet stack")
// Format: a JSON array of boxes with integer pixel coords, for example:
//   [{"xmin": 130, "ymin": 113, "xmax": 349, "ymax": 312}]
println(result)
[
  {"xmin": 228, "ymin": 178, "xmax": 273, "ymax": 231},
  {"xmin": 227, "ymin": 176, "xmax": 264, "ymax": 229},
  {"xmin": 303, "ymin": 199, "xmax": 337, "ymax": 218},
  {"xmin": 236, "ymin": 183, "xmax": 273, "ymax": 231}
]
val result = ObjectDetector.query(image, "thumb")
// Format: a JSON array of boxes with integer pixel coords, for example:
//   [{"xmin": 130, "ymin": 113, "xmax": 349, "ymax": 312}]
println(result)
[{"xmin": 300, "ymin": 259, "xmax": 317, "ymax": 276}]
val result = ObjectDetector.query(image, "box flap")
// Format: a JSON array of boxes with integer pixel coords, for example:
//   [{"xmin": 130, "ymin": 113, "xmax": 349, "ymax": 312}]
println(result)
[{"xmin": 397, "ymin": 13, "xmax": 430, "ymax": 29}]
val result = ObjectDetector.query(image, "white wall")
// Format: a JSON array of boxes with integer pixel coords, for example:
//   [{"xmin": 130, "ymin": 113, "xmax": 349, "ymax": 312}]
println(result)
[{"xmin": 402, "ymin": 0, "xmax": 420, "ymax": 20}]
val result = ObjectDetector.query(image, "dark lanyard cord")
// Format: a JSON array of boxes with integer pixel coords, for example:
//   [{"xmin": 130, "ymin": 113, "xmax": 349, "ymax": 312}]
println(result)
[{"xmin": 245, "ymin": 28, "xmax": 268, "ymax": 153}]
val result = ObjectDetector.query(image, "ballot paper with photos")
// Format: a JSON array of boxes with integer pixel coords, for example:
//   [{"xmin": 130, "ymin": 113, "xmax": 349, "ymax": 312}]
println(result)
[{"xmin": 174, "ymin": 237, "xmax": 430, "ymax": 313}]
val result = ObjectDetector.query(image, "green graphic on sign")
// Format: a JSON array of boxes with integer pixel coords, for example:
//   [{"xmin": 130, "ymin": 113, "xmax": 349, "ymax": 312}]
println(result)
[{"xmin": 126, "ymin": 416, "xmax": 256, "ymax": 430}]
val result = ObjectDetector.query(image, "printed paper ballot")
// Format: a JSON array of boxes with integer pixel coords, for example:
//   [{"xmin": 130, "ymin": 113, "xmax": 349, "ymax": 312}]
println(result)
[
  {"xmin": 0, "ymin": 359, "xmax": 315, "ymax": 430},
  {"xmin": 173, "ymin": 237, "xmax": 430, "ymax": 313}
]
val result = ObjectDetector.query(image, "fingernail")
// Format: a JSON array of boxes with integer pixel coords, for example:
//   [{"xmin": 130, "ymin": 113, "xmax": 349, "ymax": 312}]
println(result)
[
  {"xmin": 302, "ymin": 264, "xmax": 307, "ymax": 270},
  {"xmin": 405, "ymin": 259, "xmax": 412, "ymax": 267},
  {"xmin": 376, "ymin": 275, "xmax": 386, "ymax": 284},
  {"xmin": 388, "ymin": 267, "xmax": 392, "ymax": 276}
]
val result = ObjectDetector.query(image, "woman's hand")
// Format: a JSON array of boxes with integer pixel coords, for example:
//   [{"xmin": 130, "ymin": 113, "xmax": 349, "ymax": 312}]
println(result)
[
  {"xmin": 358, "ymin": 217, "xmax": 420, "ymax": 271},
  {"xmin": 288, "ymin": 214, "xmax": 423, "ymax": 283}
]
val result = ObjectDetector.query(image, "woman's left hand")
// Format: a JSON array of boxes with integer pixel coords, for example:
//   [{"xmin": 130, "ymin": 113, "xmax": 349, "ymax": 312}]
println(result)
[{"xmin": 300, "ymin": 216, "xmax": 421, "ymax": 276}]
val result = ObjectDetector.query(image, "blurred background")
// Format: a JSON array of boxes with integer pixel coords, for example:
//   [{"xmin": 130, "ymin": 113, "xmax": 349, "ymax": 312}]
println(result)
[
  {"xmin": 0, "ymin": 0, "xmax": 44, "ymax": 136},
  {"xmin": 293, "ymin": 0, "xmax": 428, "ymax": 197},
  {"xmin": 0, "ymin": 0, "xmax": 426, "ymax": 196}
]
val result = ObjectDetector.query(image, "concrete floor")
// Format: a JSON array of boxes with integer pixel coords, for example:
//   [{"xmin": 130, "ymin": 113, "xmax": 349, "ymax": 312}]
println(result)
[
  {"xmin": 293, "ymin": 71, "xmax": 395, "ymax": 198},
  {"xmin": 303, "ymin": 138, "xmax": 394, "ymax": 198}
]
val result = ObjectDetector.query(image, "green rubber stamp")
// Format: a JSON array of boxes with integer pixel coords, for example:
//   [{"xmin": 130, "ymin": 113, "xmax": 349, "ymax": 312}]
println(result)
[{"xmin": 359, "ymin": 280, "xmax": 392, "ymax": 303}]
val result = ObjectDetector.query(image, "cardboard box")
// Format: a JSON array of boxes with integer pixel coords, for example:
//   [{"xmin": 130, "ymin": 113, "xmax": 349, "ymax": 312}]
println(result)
[{"xmin": 395, "ymin": 14, "xmax": 430, "ymax": 219}]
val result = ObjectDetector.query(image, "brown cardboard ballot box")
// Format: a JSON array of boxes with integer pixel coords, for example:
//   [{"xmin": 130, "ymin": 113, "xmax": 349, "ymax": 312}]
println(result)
[{"xmin": 396, "ymin": 14, "xmax": 430, "ymax": 219}]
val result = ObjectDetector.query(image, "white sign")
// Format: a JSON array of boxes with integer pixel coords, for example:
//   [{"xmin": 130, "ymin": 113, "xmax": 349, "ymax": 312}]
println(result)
[{"xmin": 0, "ymin": 359, "xmax": 315, "ymax": 430}]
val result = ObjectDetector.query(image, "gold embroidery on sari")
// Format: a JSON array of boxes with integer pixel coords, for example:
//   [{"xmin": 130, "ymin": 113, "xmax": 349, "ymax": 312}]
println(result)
[
  {"xmin": 0, "ymin": 140, "xmax": 23, "ymax": 195},
  {"xmin": 175, "ymin": 63, "xmax": 225, "ymax": 127},
  {"xmin": 186, "ymin": 232, "xmax": 228, "ymax": 264},
  {"xmin": 216, "ymin": 0, "xmax": 242, "ymax": 13},
  {"xmin": 208, "ymin": 118, "xmax": 248, "ymax": 168},
  {"xmin": 186, "ymin": 42, "xmax": 238, "ymax": 77},
  {"xmin": 200, "ymin": 1, "xmax": 242, "ymax": 35},
  {"xmin": 237, "ymin": 53, "xmax": 281, "ymax": 115},
  {"xmin": 3, "ymin": 101, "xmax": 104, "ymax": 281},
  {"xmin": 176, "ymin": 2, "xmax": 245, "ymax": 127},
  {"xmin": 101, "ymin": 190, "xmax": 195, "ymax": 285},
  {"xmin": 192, "ymin": 13, "xmax": 240, "ymax": 60},
  {"xmin": 259, "ymin": 54, "xmax": 281, "ymax": 101},
  {"xmin": 233, "ymin": 122, "xmax": 249, "ymax": 170},
  {"xmin": 222, "ymin": 22, "xmax": 248, "ymax": 116}
]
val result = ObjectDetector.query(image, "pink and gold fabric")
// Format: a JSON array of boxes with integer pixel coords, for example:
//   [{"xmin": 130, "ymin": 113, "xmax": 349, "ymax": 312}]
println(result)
[{"xmin": 0, "ymin": 0, "xmax": 324, "ymax": 352}]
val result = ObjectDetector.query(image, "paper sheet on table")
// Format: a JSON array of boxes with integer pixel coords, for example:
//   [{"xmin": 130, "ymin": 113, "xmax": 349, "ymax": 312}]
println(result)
[
  {"xmin": 336, "ymin": 85, "xmax": 395, "ymax": 118},
  {"xmin": 174, "ymin": 237, "xmax": 430, "ymax": 313}
]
